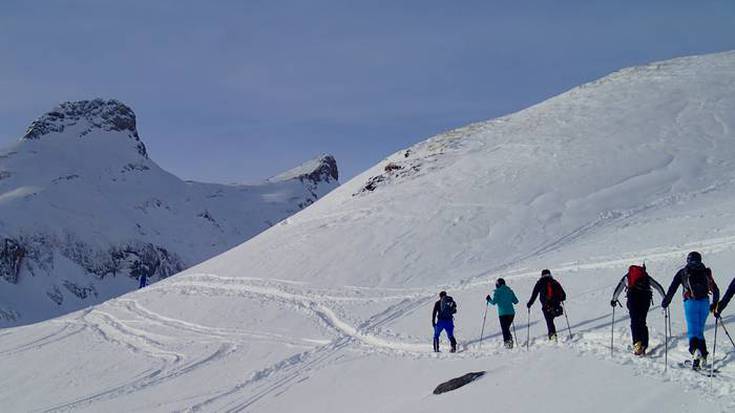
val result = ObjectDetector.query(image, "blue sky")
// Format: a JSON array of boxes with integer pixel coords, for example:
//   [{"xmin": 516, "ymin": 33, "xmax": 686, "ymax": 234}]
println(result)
[{"xmin": 1, "ymin": 1, "xmax": 734, "ymax": 183}]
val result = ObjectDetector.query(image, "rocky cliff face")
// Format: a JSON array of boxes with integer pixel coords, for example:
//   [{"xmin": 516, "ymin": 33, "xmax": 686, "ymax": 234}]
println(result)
[
  {"xmin": 0, "ymin": 99, "xmax": 339, "ymax": 326},
  {"xmin": 22, "ymin": 99, "xmax": 147, "ymax": 157}
]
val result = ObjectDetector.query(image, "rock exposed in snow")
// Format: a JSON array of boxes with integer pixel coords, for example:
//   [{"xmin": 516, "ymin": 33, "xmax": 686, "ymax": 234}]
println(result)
[{"xmin": 433, "ymin": 371, "xmax": 486, "ymax": 395}]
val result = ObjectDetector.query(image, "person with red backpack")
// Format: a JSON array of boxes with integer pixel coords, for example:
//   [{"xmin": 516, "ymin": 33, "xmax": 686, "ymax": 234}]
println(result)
[
  {"xmin": 610, "ymin": 264, "xmax": 665, "ymax": 355},
  {"xmin": 661, "ymin": 251, "xmax": 720, "ymax": 370},
  {"xmin": 527, "ymin": 269, "xmax": 566, "ymax": 341},
  {"xmin": 432, "ymin": 291, "xmax": 458, "ymax": 352}
]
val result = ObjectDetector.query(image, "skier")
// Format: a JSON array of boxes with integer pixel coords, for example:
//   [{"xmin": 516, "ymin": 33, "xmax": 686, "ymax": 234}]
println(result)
[
  {"xmin": 527, "ymin": 269, "xmax": 567, "ymax": 341},
  {"xmin": 486, "ymin": 278, "xmax": 519, "ymax": 349},
  {"xmin": 432, "ymin": 291, "xmax": 458, "ymax": 353},
  {"xmin": 713, "ymin": 277, "xmax": 735, "ymax": 318},
  {"xmin": 610, "ymin": 264, "xmax": 665, "ymax": 355},
  {"xmin": 661, "ymin": 251, "xmax": 720, "ymax": 370},
  {"xmin": 138, "ymin": 273, "xmax": 148, "ymax": 289}
]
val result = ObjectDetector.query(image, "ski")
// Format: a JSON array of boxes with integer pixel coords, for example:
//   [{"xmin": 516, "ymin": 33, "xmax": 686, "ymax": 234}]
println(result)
[{"xmin": 676, "ymin": 360, "xmax": 720, "ymax": 376}]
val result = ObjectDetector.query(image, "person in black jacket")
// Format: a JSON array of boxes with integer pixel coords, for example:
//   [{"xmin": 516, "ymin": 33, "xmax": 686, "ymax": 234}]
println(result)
[
  {"xmin": 432, "ymin": 291, "xmax": 458, "ymax": 352},
  {"xmin": 661, "ymin": 251, "xmax": 720, "ymax": 370},
  {"xmin": 610, "ymin": 265, "xmax": 665, "ymax": 355},
  {"xmin": 527, "ymin": 269, "xmax": 566, "ymax": 341},
  {"xmin": 714, "ymin": 277, "xmax": 735, "ymax": 318}
]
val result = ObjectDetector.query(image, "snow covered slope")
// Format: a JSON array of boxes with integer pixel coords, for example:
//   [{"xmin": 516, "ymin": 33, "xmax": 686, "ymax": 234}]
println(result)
[
  {"xmin": 0, "ymin": 99, "xmax": 339, "ymax": 327},
  {"xmin": 1, "ymin": 52, "xmax": 735, "ymax": 412}
]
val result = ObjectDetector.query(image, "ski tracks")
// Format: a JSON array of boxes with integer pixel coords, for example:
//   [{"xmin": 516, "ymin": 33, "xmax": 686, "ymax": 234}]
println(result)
[{"xmin": 22, "ymin": 236, "xmax": 735, "ymax": 412}]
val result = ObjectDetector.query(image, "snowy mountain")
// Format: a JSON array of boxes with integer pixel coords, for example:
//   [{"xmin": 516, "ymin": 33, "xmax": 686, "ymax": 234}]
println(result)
[
  {"xmin": 1, "ymin": 52, "xmax": 735, "ymax": 412},
  {"xmin": 0, "ymin": 99, "xmax": 339, "ymax": 327}
]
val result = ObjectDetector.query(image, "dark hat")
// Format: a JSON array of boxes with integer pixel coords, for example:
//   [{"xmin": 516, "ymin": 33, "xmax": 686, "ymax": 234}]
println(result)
[
  {"xmin": 439, "ymin": 290, "xmax": 447, "ymax": 297},
  {"xmin": 541, "ymin": 269, "xmax": 551, "ymax": 276},
  {"xmin": 687, "ymin": 251, "xmax": 702, "ymax": 264},
  {"xmin": 496, "ymin": 278, "xmax": 506, "ymax": 286}
]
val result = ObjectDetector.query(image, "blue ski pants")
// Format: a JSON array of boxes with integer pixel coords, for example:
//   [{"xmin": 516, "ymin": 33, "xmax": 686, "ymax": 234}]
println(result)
[
  {"xmin": 684, "ymin": 298, "xmax": 710, "ymax": 340},
  {"xmin": 434, "ymin": 319, "xmax": 455, "ymax": 340}
]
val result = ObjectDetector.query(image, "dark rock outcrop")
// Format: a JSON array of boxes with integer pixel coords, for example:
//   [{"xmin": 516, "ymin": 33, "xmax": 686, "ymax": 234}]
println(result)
[
  {"xmin": 433, "ymin": 371, "xmax": 486, "ymax": 395},
  {"xmin": 302, "ymin": 154, "xmax": 338, "ymax": 184},
  {"xmin": 23, "ymin": 98, "xmax": 148, "ymax": 157},
  {"xmin": 0, "ymin": 238, "xmax": 25, "ymax": 284}
]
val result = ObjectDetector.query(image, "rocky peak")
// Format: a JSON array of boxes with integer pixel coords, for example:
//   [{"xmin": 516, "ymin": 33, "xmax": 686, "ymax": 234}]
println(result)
[
  {"xmin": 304, "ymin": 154, "xmax": 339, "ymax": 183},
  {"xmin": 22, "ymin": 99, "xmax": 148, "ymax": 157},
  {"xmin": 269, "ymin": 154, "xmax": 339, "ymax": 184}
]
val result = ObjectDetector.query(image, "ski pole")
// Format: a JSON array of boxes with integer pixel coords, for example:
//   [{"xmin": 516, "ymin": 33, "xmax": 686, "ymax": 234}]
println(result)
[
  {"xmin": 526, "ymin": 307, "xmax": 531, "ymax": 350},
  {"xmin": 479, "ymin": 302, "xmax": 488, "ymax": 348},
  {"xmin": 512, "ymin": 321, "xmax": 518, "ymax": 349},
  {"xmin": 562, "ymin": 302, "xmax": 573, "ymax": 340},
  {"xmin": 664, "ymin": 308, "xmax": 669, "ymax": 373},
  {"xmin": 711, "ymin": 318, "xmax": 718, "ymax": 384},
  {"xmin": 719, "ymin": 317, "xmax": 735, "ymax": 350},
  {"xmin": 611, "ymin": 303, "xmax": 617, "ymax": 357}
]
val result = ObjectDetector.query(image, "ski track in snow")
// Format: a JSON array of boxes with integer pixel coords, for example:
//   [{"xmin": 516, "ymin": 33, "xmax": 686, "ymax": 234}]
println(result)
[{"xmin": 10, "ymin": 232, "xmax": 735, "ymax": 411}]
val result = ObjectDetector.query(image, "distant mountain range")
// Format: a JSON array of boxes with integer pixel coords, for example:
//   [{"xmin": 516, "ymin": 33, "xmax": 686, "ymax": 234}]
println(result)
[{"xmin": 0, "ymin": 99, "xmax": 339, "ymax": 326}]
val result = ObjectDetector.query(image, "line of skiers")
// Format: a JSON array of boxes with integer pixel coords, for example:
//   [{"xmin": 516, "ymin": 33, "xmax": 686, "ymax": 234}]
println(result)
[
  {"xmin": 432, "ymin": 268, "xmax": 567, "ymax": 352},
  {"xmin": 432, "ymin": 251, "xmax": 735, "ymax": 372}
]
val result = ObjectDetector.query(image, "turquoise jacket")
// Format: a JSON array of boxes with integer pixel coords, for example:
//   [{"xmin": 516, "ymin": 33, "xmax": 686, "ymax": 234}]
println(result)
[{"xmin": 487, "ymin": 285, "xmax": 519, "ymax": 316}]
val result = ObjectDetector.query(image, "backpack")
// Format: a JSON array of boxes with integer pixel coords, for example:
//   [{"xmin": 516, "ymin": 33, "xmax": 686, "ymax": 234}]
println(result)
[
  {"xmin": 545, "ymin": 279, "xmax": 563, "ymax": 302},
  {"xmin": 439, "ymin": 296, "xmax": 457, "ymax": 319},
  {"xmin": 684, "ymin": 266, "xmax": 711, "ymax": 300},
  {"xmin": 544, "ymin": 280, "xmax": 564, "ymax": 317},
  {"xmin": 627, "ymin": 265, "xmax": 646, "ymax": 289},
  {"xmin": 626, "ymin": 265, "xmax": 653, "ymax": 297}
]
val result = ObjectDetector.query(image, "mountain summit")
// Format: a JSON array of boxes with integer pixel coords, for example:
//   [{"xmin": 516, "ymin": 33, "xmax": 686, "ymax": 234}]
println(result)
[
  {"xmin": 0, "ymin": 99, "xmax": 339, "ymax": 326},
  {"xmin": 22, "ymin": 99, "xmax": 147, "ymax": 157},
  {"xmin": 269, "ymin": 154, "xmax": 339, "ymax": 183}
]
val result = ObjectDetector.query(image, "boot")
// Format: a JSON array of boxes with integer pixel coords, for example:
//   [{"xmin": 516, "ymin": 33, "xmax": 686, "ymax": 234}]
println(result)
[
  {"xmin": 633, "ymin": 341, "xmax": 645, "ymax": 356},
  {"xmin": 692, "ymin": 349, "xmax": 702, "ymax": 371},
  {"xmin": 449, "ymin": 337, "xmax": 457, "ymax": 353},
  {"xmin": 504, "ymin": 340, "xmax": 514, "ymax": 349},
  {"xmin": 548, "ymin": 333, "xmax": 558, "ymax": 342},
  {"xmin": 433, "ymin": 337, "xmax": 439, "ymax": 353}
]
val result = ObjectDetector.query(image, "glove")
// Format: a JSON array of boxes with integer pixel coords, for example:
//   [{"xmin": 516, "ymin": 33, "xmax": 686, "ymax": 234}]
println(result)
[
  {"xmin": 714, "ymin": 310, "xmax": 721, "ymax": 319},
  {"xmin": 610, "ymin": 300, "xmax": 617, "ymax": 307},
  {"xmin": 432, "ymin": 321, "xmax": 436, "ymax": 328},
  {"xmin": 661, "ymin": 298, "xmax": 670, "ymax": 309},
  {"xmin": 526, "ymin": 302, "xmax": 532, "ymax": 309},
  {"xmin": 486, "ymin": 295, "xmax": 491, "ymax": 302},
  {"xmin": 710, "ymin": 302, "xmax": 718, "ymax": 314}
]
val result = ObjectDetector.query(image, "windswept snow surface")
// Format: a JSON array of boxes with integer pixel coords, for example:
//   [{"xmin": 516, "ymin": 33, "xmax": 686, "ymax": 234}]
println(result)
[{"xmin": 2, "ymin": 52, "xmax": 735, "ymax": 412}]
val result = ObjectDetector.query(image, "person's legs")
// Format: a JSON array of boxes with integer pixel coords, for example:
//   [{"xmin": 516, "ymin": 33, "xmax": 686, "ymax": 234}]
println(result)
[
  {"xmin": 684, "ymin": 299, "xmax": 709, "ymax": 356},
  {"xmin": 628, "ymin": 296, "xmax": 651, "ymax": 348},
  {"xmin": 543, "ymin": 309, "xmax": 557, "ymax": 339},
  {"xmin": 433, "ymin": 321, "xmax": 445, "ymax": 352},
  {"xmin": 695, "ymin": 299, "xmax": 710, "ymax": 357},
  {"xmin": 499, "ymin": 315, "xmax": 513, "ymax": 343},
  {"xmin": 445, "ymin": 320, "xmax": 457, "ymax": 352}
]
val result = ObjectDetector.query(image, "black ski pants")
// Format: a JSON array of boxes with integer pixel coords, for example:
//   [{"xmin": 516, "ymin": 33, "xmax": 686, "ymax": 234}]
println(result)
[
  {"xmin": 542, "ymin": 308, "xmax": 557, "ymax": 338},
  {"xmin": 499, "ymin": 314, "xmax": 515, "ymax": 343},
  {"xmin": 627, "ymin": 294, "xmax": 651, "ymax": 348}
]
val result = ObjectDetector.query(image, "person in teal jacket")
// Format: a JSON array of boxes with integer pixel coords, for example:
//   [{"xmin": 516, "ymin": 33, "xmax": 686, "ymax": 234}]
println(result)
[{"xmin": 486, "ymin": 278, "xmax": 519, "ymax": 349}]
